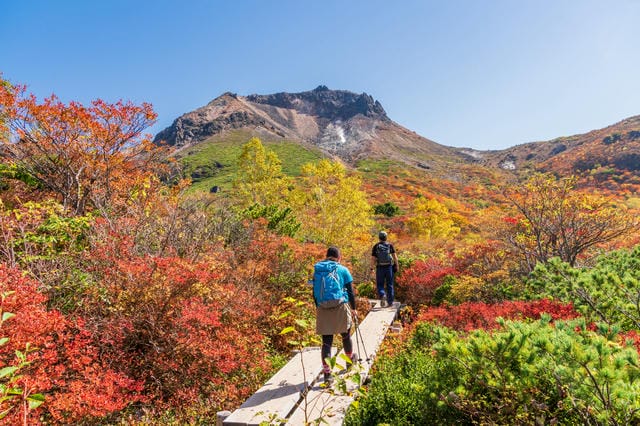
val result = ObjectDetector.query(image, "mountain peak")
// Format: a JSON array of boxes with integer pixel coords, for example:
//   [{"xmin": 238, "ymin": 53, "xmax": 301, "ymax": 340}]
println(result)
[
  {"xmin": 153, "ymin": 86, "xmax": 463, "ymax": 173},
  {"xmin": 245, "ymin": 87, "xmax": 388, "ymax": 122}
]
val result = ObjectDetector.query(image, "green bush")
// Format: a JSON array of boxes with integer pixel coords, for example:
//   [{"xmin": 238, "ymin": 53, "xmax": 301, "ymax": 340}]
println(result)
[
  {"xmin": 243, "ymin": 203, "xmax": 300, "ymax": 237},
  {"xmin": 356, "ymin": 281, "xmax": 376, "ymax": 299},
  {"xmin": 0, "ymin": 163, "xmax": 41, "ymax": 188},
  {"xmin": 373, "ymin": 202, "xmax": 400, "ymax": 217},
  {"xmin": 345, "ymin": 345, "xmax": 462, "ymax": 425},
  {"xmin": 526, "ymin": 245, "xmax": 640, "ymax": 330},
  {"xmin": 431, "ymin": 274, "xmax": 455, "ymax": 306},
  {"xmin": 346, "ymin": 318, "xmax": 640, "ymax": 425}
]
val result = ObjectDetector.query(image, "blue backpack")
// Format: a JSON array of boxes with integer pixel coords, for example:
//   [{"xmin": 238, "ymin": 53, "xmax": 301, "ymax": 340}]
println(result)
[{"xmin": 313, "ymin": 261, "xmax": 347, "ymax": 308}]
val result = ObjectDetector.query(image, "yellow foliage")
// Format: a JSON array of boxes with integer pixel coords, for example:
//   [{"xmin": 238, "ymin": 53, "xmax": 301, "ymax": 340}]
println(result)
[
  {"xmin": 450, "ymin": 212, "xmax": 468, "ymax": 228},
  {"xmin": 507, "ymin": 172, "xmax": 638, "ymax": 267},
  {"xmin": 625, "ymin": 197, "xmax": 640, "ymax": 209},
  {"xmin": 407, "ymin": 197, "xmax": 461, "ymax": 240},
  {"xmin": 450, "ymin": 275, "xmax": 485, "ymax": 303},
  {"xmin": 292, "ymin": 159, "xmax": 373, "ymax": 254},
  {"xmin": 233, "ymin": 137, "xmax": 291, "ymax": 208}
]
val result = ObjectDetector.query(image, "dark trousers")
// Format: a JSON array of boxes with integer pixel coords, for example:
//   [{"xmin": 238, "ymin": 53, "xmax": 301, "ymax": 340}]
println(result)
[
  {"xmin": 321, "ymin": 331, "xmax": 352, "ymax": 372},
  {"xmin": 376, "ymin": 265, "xmax": 394, "ymax": 304}
]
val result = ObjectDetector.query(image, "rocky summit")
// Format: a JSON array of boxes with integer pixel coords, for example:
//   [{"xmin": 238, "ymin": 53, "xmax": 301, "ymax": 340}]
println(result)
[{"xmin": 245, "ymin": 85, "xmax": 388, "ymax": 122}]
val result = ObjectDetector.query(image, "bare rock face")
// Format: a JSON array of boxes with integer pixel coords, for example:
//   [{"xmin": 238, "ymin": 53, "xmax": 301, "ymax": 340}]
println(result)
[
  {"xmin": 154, "ymin": 85, "xmax": 640, "ymax": 181},
  {"xmin": 246, "ymin": 85, "xmax": 388, "ymax": 122},
  {"xmin": 154, "ymin": 87, "xmax": 389, "ymax": 150},
  {"xmin": 154, "ymin": 93, "xmax": 268, "ymax": 147}
]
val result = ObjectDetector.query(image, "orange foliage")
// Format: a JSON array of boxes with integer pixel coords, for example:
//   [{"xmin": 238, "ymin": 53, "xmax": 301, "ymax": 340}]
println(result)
[
  {"xmin": 0, "ymin": 80, "xmax": 169, "ymax": 216},
  {"xmin": 4, "ymin": 75, "xmax": 639, "ymax": 423}
]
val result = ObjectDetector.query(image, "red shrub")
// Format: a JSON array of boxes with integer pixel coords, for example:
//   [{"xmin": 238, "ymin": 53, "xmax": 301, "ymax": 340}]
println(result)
[
  {"xmin": 415, "ymin": 299, "xmax": 579, "ymax": 332},
  {"xmin": 0, "ymin": 264, "xmax": 141, "ymax": 424},
  {"xmin": 396, "ymin": 258, "xmax": 458, "ymax": 306},
  {"xmin": 620, "ymin": 330, "xmax": 640, "ymax": 355},
  {"xmin": 452, "ymin": 240, "xmax": 513, "ymax": 278},
  {"xmin": 83, "ymin": 234, "xmax": 272, "ymax": 410}
]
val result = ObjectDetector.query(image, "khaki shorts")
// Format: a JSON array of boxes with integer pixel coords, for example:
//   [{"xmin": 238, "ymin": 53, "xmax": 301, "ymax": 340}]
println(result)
[{"xmin": 316, "ymin": 303, "xmax": 352, "ymax": 335}]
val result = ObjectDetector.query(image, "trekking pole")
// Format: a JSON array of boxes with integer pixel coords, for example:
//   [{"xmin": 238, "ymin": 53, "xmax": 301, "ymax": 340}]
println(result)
[
  {"xmin": 358, "ymin": 323, "xmax": 370, "ymax": 363},
  {"xmin": 352, "ymin": 309, "xmax": 362, "ymax": 365},
  {"xmin": 354, "ymin": 313, "xmax": 370, "ymax": 363}
]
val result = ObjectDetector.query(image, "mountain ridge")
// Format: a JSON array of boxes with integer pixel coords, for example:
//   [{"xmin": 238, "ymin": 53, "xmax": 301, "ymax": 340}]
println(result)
[
  {"xmin": 479, "ymin": 114, "xmax": 640, "ymax": 179},
  {"xmin": 154, "ymin": 86, "xmax": 640, "ymax": 182}
]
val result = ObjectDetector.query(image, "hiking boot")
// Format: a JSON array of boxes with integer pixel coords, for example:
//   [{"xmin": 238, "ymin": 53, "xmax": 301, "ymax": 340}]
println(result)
[
  {"xmin": 348, "ymin": 352, "xmax": 358, "ymax": 368},
  {"xmin": 380, "ymin": 298, "xmax": 387, "ymax": 308},
  {"xmin": 323, "ymin": 372, "xmax": 333, "ymax": 384}
]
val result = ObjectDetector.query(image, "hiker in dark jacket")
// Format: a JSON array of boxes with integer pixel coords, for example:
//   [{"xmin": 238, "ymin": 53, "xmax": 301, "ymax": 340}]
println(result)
[
  {"xmin": 370, "ymin": 231, "xmax": 399, "ymax": 307},
  {"xmin": 313, "ymin": 246, "xmax": 357, "ymax": 383}
]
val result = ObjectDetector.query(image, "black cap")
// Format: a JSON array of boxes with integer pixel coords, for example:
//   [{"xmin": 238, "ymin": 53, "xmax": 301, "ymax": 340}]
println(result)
[{"xmin": 379, "ymin": 231, "xmax": 388, "ymax": 241}]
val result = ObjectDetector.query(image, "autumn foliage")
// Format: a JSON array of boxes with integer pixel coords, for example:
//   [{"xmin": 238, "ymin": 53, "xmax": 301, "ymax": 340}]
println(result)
[
  {"xmin": 2, "ymin": 76, "xmax": 640, "ymax": 424},
  {"xmin": 0, "ymin": 80, "xmax": 316, "ymax": 422},
  {"xmin": 0, "ymin": 264, "xmax": 141, "ymax": 424},
  {"xmin": 0, "ymin": 81, "xmax": 168, "ymax": 216},
  {"xmin": 395, "ymin": 258, "xmax": 458, "ymax": 306},
  {"xmin": 415, "ymin": 299, "xmax": 579, "ymax": 332},
  {"xmin": 505, "ymin": 173, "xmax": 638, "ymax": 269}
]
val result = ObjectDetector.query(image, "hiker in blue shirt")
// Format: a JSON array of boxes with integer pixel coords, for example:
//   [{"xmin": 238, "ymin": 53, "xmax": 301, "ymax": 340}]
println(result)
[
  {"xmin": 370, "ymin": 231, "xmax": 399, "ymax": 307},
  {"xmin": 312, "ymin": 246, "xmax": 357, "ymax": 383}
]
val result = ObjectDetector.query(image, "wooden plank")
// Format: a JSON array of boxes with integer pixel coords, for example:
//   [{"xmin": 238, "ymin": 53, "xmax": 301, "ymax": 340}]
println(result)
[
  {"xmin": 287, "ymin": 301, "xmax": 400, "ymax": 425},
  {"xmin": 223, "ymin": 347, "xmax": 326, "ymax": 426}
]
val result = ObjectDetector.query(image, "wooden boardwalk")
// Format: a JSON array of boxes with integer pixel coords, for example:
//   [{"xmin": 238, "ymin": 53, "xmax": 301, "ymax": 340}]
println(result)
[{"xmin": 221, "ymin": 301, "xmax": 400, "ymax": 425}]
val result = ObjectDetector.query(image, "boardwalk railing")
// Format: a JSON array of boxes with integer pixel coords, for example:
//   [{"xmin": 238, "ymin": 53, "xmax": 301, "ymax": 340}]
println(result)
[{"xmin": 219, "ymin": 300, "xmax": 401, "ymax": 426}]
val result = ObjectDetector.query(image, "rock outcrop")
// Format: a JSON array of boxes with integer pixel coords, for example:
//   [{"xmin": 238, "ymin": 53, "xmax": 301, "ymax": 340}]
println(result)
[{"xmin": 246, "ymin": 85, "xmax": 388, "ymax": 122}]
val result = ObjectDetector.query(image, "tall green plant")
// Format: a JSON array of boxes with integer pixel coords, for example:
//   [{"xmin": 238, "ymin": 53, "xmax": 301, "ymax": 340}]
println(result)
[
  {"xmin": 527, "ymin": 245, "xmax": 640, "ymax": 330},
  {"xmin": 347, "ymin": 317, "xmax": 640, "ymax": 425}
]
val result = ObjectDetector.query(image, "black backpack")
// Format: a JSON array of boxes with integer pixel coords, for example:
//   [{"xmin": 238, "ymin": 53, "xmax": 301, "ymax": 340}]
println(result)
[{"xmin": 375, "ymin": 242, "xmax": 393, "ymax": 266}]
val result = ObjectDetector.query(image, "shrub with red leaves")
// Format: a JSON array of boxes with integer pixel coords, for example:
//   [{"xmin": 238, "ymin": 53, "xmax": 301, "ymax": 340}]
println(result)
[
  {"xmin": 0, "ymin": 264, "xmax": 141, "ymax": 424},
  {"xmin": 82, "ymin": 234, "xmax": 272, "ymax": 411},
  {"xmin": 620, "ymin": 330, "xmax": 640, "ymax": 355},
  {"xmin": 415, "ymin": 299, "xmax": 579, "ymax": 332},
  {"xmin": 396, "ymin": 258, "xmax": 458, "ymax": 306}
]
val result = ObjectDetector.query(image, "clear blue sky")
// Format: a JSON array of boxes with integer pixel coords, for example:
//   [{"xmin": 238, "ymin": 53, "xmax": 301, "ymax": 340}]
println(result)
[{"xmin": 2, "ymin": 0, "xmax": 639, "ymax": 150}]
